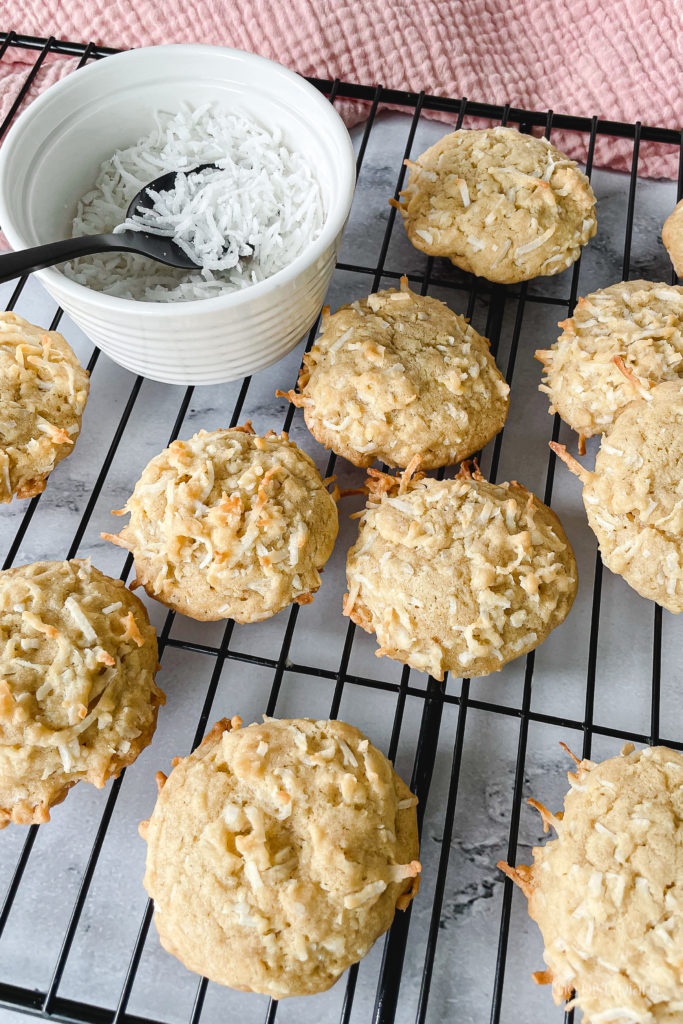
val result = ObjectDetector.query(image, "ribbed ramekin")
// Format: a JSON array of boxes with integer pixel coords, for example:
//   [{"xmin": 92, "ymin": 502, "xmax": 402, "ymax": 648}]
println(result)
[{"xmin": 0, "ymin": 45, "xmax": 356, "ymax": 386}]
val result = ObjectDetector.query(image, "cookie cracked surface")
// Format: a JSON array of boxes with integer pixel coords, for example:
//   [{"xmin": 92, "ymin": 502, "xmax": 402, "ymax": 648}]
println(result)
[
  {"xmin": 140, "ymin": 716, "xmax": 420, "ymax": 998},
  {"xmin": 344, "ymin": 462, "xmax": 577, "ymax": 679},
  {"xmin": 280, "ymin": 277, "xmax": 509, "ymax": 470},
  {"xmin": 393, "ymin": 127, "xmax": 596, "ymax": 284},
  {"xmin": 552, "ymin": 379, "xmax": 683, "ymax": 613},
  {"xmin": 537, "ymin": 281, "xmax": 683, "ymax": 442},
  {"xmin": 500, "ymin": 744, "xmax": 683, "ymax": 1024},
  {"xmin": 0, "ymin": 312, "xmax": 90, "ymax": 502},
  {"xmin": 0, "ymin": 559, "xmax": 163, "ymax": 827},
  {"xmin": 103, "ymin": 426, "xmax": 338, "ymax": 622}
]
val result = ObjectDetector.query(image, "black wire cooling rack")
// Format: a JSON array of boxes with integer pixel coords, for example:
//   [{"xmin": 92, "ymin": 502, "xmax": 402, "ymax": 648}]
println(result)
[{"xmin": 0, "ymin": 29, "xmax": 681, "ymax": 1024}]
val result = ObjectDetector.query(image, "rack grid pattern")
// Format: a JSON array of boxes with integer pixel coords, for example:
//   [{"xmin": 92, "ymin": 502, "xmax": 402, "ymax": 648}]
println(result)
[{"xmin": 0, "ymin": 30, "xmax": 681, "ymax": 1024}]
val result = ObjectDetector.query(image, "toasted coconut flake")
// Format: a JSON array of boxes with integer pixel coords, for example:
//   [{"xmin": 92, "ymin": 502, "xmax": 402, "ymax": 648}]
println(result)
[
  {"xmin": 121, "ymin": 611, "xmax": 145, "ymax": 647},
  {"xmin": 612, "ymin": 354, "xmax": 653, "ymax": 400},
  {"xmin": 529, "ymin": 797, "xmax": 562, "ymax": 834},
  {"xmin": 549, "ymin": 442, "xmax": 592, "ymax": 485},
  {"xmin": 497, "ymin": 859, "xmax": 534, "ymax": 898},
  {"xmin": 275, "ymin": 388, "xmax": 307, "ymax": 408}
]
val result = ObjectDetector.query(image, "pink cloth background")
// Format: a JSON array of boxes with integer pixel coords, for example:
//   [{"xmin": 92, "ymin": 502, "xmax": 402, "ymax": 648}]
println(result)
[{"xmin": 0, "ymin": 0, "xmax": 682, "ymax": 177}]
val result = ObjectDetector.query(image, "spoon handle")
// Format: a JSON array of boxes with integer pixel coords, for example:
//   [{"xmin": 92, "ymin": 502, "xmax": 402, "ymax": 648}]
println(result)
[{"xmin": 0, "ymin": 232, "xmax": 147, "ymax": 284}]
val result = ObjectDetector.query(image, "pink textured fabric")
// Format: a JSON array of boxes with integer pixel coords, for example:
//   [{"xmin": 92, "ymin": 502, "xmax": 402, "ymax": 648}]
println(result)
[{"xmin": 0, "ymin": 1, "xmax": 682, "ymax": 177}]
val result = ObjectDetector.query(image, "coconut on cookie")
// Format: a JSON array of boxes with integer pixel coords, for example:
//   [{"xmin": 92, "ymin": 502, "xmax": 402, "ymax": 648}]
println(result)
[
  {"xmin": 552, "ymin": 373, "xmax": 683, "ymax": 613},
  {"xmin": 0, "ymin": 559, "xmax": 163, "ymax": 827},
  {"xmin": 140, "ymin": 715, "xmax": 420, "ymax": 997},
  {"xmin": 103, "ymin": 425, "xmax": 338, "ymax": 622},
  {"xmin": 499, "ymin": 743, "xmax": 683, "ymax": 1024},
  {"xmin": 279, "ymin": 276, "xmax": 509, "ymax": 470},
  {"xmin": 662, "ymin": 198, "xmax": 683, "ymax": 278},
  {"xmin": 537, "ymin": 280, "xmax": 683, "ymax": 448},
  {"xmin": 344, "ymin": 460, "xmax": 577, "ymax": 679},
  {"xmin": 392, "ymin": 127, "xmax": 596, "ymax": 284},
  {"xmin": 0, "ymin": 312, "xmax": 89, "ymax": 502}
]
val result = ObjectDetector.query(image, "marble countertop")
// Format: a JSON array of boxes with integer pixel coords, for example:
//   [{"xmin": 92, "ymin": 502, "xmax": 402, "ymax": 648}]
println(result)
[{"xmin": 0, "ymin": 111, "xmax": 680, "ymax": 1024}]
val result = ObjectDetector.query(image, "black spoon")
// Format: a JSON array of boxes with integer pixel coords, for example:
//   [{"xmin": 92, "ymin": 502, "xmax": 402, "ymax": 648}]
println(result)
[{"xmin": 0, "ymin": 163, "xmax": 219, "ymax": 283}]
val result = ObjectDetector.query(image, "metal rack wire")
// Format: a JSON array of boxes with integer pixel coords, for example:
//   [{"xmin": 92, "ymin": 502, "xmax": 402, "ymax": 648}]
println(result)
[{"xmin": 0, "ymin": 29, "xmax": 681, "ymax": 1024}]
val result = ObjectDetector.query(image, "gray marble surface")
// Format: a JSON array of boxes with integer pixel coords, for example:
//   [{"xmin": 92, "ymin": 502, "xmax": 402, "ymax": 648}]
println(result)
[{"xmin": 0, "ymin": 111, "xmax": 681, "ymax": 1024}]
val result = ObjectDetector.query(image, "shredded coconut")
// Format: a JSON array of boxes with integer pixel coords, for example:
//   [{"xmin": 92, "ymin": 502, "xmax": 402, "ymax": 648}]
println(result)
[{"xmin": 63, "ymin": 104, "xmax": 324, "ymax": 302}]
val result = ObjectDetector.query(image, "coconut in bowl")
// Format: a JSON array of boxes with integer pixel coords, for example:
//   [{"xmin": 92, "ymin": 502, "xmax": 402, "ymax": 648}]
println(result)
[{"xmin": 65, "ymin": 104, "xmax": 325, "ymax": 302}]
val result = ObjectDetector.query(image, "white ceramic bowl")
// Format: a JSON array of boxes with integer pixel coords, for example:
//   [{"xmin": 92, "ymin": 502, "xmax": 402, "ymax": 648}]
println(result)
[{"xmin": 0, "ymin": 45, "xmax": 356, "ymax": 385}]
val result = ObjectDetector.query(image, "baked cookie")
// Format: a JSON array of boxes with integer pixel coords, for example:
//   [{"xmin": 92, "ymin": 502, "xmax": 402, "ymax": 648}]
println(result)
[
  {"xmin": 344, "ymin": 462, "xmax": 577, "ymax": 679},
  {"xmin": 278, "ymin": 277, "xmax": 509, "ymax": 470},
  {"xmin": 391, "ymin": 127, "xmax": 596, "ymax": 284},
  {"xmin": 536, "ymin": 280, "xmax": 683, "ymax": 446},
  {"xmin": 140, "ymin": 716, "xmax": 420, "ymax": 998},
  {"xmin": 0, "ymin": 312, "xmax": 89, "ymax": 502},
  {"xmin": 552, "ymin": 376, "xmax": 683, "ymax": 612},
  {"xmin": 662, "ymin": 197, "xmax": 683, "ymax": 277},
  {"xmin": 0, "ymin": 559, "xmax": 163, "ymax": 827},
  {"xmin": 499, "ymin": 743, "xmax": 683, "ymax": 1024},
  {"xmin": 103, "ymin": 425, "xmax": 338, "ymax": 623}
]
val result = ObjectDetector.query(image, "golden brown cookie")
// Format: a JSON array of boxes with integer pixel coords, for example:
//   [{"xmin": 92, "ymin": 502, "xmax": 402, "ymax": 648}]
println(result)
[
  {"xmin": 0, "ymin": 559, "xmax": 163, "ymax": 827},
  {"xmin": 537, "ymin": 280, "xmax": 683, "ymax": 445},
  {"xmin": 140, "ymin": 716, "xmax": 420, "ymax": 998},
  {"xmin": 103, "ymin": 425, "xmax": 339, "ymax": 623},
  {"xmin": 0, "ymin": 312, "xmax": 90, "ymax": 502},
  {"xmin": 392, "ymin": 127, "xmax": 596, "ymax": 284},
  {"xmin": 552, "ymin": 377, "xmax": 683, "ymax": 613},
  {"xmin": 344, "ymin": 462, "xmax": 577, "ymax": 679},
  {"xmin": 499, "ymin": 743, "xmax": 683, "ymax": 1024},
  {"xmin": 662, "ymin": 197, "xmax": 683, "ymax": 277},
  {"xmin": 279, "ymin": 277, "xmax": 509, "ymax": 469}
]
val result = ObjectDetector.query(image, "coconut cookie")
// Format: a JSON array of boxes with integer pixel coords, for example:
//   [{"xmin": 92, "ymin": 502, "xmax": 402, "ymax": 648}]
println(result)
[
  {"xmin": 0, "ymin": 559, "xmax": 163, "ymax": 828},
  {"xmin": 344, "ymin": 462, "xmax": 577, "ymax": 679},
  {"xmin": 662, "ymin": 198, "xmax": 683, "ymax": 277},
  {"xmin": 552, "ymin": 377, "xmax": 683, "ymax": 613},
  {"xmin": 103, "ymin": 426, "xmax": 338, "ymax": 623},
  {"xmin": 536, "ymin": 280, "xmax": 683, "ymax": 445},
  {"xmin": 0, "ymin": 312, "xmax": 90, "ymax": 502},
  {"xmin": 140, "ymin": 716, "xmax": 420, "ymax": 998},
  {"xmin": 391, "ymin": 127, "xmax": 596, "ymax": 284},
  {"xmin": 279, "ymin": 277, "xmax": 509, "ymax": 470},
  {"xmin": 499, "ymin": 743, "xmax": 683, "ymax": 1024}
]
